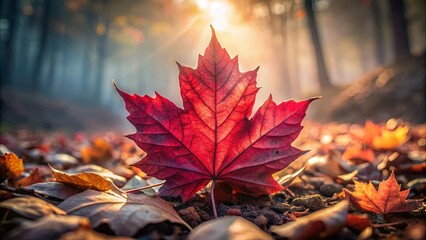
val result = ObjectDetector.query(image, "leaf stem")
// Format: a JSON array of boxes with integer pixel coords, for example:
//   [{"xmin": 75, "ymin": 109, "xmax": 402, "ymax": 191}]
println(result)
[
  {"xmin": 211, "ymin": 180, "xmax": 218, "ymax": 219},
  {"xmin": 123, "ymin": 182, "xmax": 164, "ymax": 193}
]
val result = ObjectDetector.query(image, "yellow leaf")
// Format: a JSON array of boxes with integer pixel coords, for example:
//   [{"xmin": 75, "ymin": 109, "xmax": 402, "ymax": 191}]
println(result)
[
  {"xmin": 372, "ymin": 125, "xmax": 409, "ymax": 149},
  {"xmin": 50, "ymin": 166, "xmax": 111, "ymax": 191},
  {"xmin": 0, "ymin": 152, "xmax": 24, "ymax": 179}
]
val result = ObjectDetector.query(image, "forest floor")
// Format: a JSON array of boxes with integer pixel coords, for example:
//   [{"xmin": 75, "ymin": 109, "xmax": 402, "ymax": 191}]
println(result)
[{"xmin": 0, "ymin": 119, "xmax": 425, "ymax": 239}]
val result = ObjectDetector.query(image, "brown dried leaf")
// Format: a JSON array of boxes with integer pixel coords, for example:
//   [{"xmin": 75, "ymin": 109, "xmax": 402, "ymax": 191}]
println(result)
[
  {"xmin": 58, "ymin": 189, "xmax": 190, "ymax": 236},
  {"xmin": 5, "ymin": 215, "xmax": 89, "ymax": 240},
  {"xmin": 0, "ymin": 196, "xmax": 65, "ymax": 219},
  {"xmin": 26, "ymin": 182, "xmax": 83, "ymax": 200},
  {"xmin": 270, "ymin": 200, "xmax": 349, "ymax": 240},
  {"xmin": 188, "ymin": 216, "xmax": 273, "ymax": 240}
]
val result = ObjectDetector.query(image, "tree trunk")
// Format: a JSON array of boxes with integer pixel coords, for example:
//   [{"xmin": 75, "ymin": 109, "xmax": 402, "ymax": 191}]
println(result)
[
  {"xmin": 389, "ymin": 0, "xmax": 410, "ymax": 58},
  {"xmin": 1, "ymin": 0, "xmax": 18, "ymax": 85},
  {"xmin": 94, "ymin": 20, "xmax": 110, "ymax": 103},
  {"xmin": 304, "ymin": 0, "xmax": 332, "ymax": 89},
  {"xmin": 33, "ymin": 0, "xmax": 52, "ymax": 89},
  {"xmin": 371, "ymin": 0, "xmax": 385, "ymax": 65}
]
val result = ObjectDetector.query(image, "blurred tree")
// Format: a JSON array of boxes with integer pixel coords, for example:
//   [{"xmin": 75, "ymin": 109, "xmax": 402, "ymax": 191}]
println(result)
[
  {"xmin": 304, "ymin": 0, "xmax": 332, "ymax": 89},
  {"xmin": 33, "ymin": 0, "xmax": 53, "ymax": 89},
  {"xmin": 389, "ymin": 0, "xmax": 410, "ymax": 58},
  {"xmin": 0, "ymin": 0, "xmax": 18, "ymax": 86},
  {"xmin": 371, "ymin": 0, "xmax": 385, "ymax": 65}
]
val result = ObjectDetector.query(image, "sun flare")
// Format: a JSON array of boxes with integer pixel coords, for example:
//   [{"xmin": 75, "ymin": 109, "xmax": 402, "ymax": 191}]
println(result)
[{"xmin": 197, "ymin": 0, "xmax": 234, "ymax": 31}]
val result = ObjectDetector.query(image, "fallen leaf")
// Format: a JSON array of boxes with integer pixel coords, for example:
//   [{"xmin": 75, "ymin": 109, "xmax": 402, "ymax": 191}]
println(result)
[
  {"xmin": 355, "ymin": 121, "xmax": 409, "ymax": 150},
  {"xmin": 342, "ymin": 146, "xmax": 375, "ymax": 162},
  {"xmin": 16, "ymin": 168, "xmax": 42, "ymax": 187},
  {"xmin": 345, "ymin": 213, "xmax": 372, "ymax": 231},
  {"xmin": 0, "ymin": 196, "xmax": 65, "ymax": 219},
  {"xmin": 188, "ymin": 216, "xmax": 273, "ymax": 240},
  {"xmin": 115, "ymin": 27, "xmax": 315, "ymax": 201},
  {"xmin": 277, "ymin": 164, "xmax": 307, "ymax": 187},
  {"xmin": 344, "ymin": 171, "xmax": 422, "ymax": 215},
  {"xmin": 26, "ymin": 182, "xmax": 83, "ymax": 200},
  {"xmin": 50, "ymin": 166, "xmax": 112, "ymax": 191},
  {"xmin": 59, "ymin": 227, "xmax": 134, "ymax": 240},
  {"xmin": 0, "ymin": 152, "xmax": 24, "ymax": 180},
  {"xmin": 120, "ymin": 175, "xmax": 157, "ymax": 195},
  {"xmin": 5, "ymin": 215, "xmax": 89, "ymax": 240},
  {"xmin": 66, "ymin": 164, "xmax": 127, "ymax": 187},
  {"xmin": 270, "ymin": 200, "xmax": 349, "ymax": 240},
  {"xmin": 81, "ymin": 138, "xmax": 113, "ymax": 164},
  {"xmin": 373, "ymin": 125, "xmax": 409, "ymax": 149},
  {"xmin": 58, "ymin": 189, "xmax": 190, "ymax": 236}
]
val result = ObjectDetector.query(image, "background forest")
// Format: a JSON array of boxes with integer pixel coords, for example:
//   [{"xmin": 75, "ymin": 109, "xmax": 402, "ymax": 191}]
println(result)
[{"xmin": 0, "ymin": 0, "xmax": 425, "ymax": 132}]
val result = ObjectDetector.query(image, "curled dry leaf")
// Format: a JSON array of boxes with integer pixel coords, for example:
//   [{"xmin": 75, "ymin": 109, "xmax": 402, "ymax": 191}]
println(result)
[
  {"xmin": 51, "ymin": 166, "xmax": 112, "ymax": 191},
  {"xmin": 0, "ymin": 196, "xmax": 65, "ymax": 219},
  {"xmin": 188, "ymin": 216, "xmax": 273, "ymax": 240},
  {"xmin": 58, "ymin": 189, "xmax": 190, "ymax": 236},
  {"xmin": 270, "ymin": 200, "xmax": 349, "ymax": 240},
  {"xmin": 277, "ymin": 164, "xmax": 307, "ymax": 187},
  {"xmin": 344, "ymin": 171, "xmax": 422, "ymax": 215},
  {"xmin": 5, "ymin": 215, "xmax": 89, "ymax": 240},
  {"xmin": 66, "ymin": 164, "xmax": 127, "ymax": 187},
  {"xmin": 0, "ymin": 152, "xmax": 24, "ymax": 180},
  {"xmin": 26, "ymin": 182, "xmax": 83, "ymax": 200},
  {"xmin": 115, "ymin": 27, "xmax": 315, "ymax": 202},
  {"xmin": 120, "ymin": 175, "xmax": 157, "ymax": 195},
  {"xmin": 16, "ymin": 168, "xmax": 42, "ymax": 187}
]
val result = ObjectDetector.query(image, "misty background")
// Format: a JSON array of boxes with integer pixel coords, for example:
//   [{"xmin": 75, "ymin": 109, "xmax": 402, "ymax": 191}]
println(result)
[{"xmin": 0, "ymin": 0, "xmax": 425, "ymax": 132}]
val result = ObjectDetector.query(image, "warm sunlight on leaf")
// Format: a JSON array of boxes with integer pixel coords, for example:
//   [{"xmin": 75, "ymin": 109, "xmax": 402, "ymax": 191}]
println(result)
[
  {"xmin": 115, "ymin": 28, "xmax": 315, "ymax": 203},
  {"xmin": 50, "ymin": 166, "xmax": 112, "ymax": 191},
  {"xmin": 0, "ymin": 152, "xmax": 24, "ymax": 179},
  {"xmin": 344, "ymin": 171, "xmax": 422, "ymax": 215}
]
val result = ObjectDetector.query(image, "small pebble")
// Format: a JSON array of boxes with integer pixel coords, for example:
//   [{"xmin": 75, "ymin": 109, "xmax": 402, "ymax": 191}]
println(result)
[
  {"xmin": 320, "ymin": 183, "xmax": 343, "ymax": 197},
  {"xmin": 253, "ymin": 215, "xmax": 268, "ymax": 229},
  {"xmin": 226, "ymin": 208, "xmax": 241, "ymax": 216},
  {"xmin": 178, "ymin": 207, "xmax": 201, "ymax": 227}
]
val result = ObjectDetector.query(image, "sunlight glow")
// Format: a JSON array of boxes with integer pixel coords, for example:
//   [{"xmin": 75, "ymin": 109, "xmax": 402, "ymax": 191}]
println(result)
[{"xmin": 197, "ymin": 0, "xmax": 234, "ymax": 31}]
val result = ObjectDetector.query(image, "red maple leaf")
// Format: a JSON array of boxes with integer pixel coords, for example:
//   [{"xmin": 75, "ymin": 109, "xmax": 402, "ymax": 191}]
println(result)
[
  {"xmin": 344, "ymin": 171, "xmax": 422, "ymax": 215},
  {"xmin": 115, "ymin": 27, "xmax": 316, "ymax": 205}
]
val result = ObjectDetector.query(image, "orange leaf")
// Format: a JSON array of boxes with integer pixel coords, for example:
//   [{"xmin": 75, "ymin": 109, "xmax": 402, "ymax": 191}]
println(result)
[
  {"xmin": 50, "ymin": 166, "xmax": 112, "ymax": 191},
  {"xmin": 355, "ymin": 121, "xmax": 409, "ymax": 150},
  {"xmin": 0, "ymin": 152, "xmax": 24, "ymax": 179},
  {"xmin": 372, "ymin": 125, "xmax": 409, "ymax": 149},
  {"xmin": 342, "ymin": 146, "xmax": 375, "ymax": 162},
  {"xmin": 17, "ymin": 168, "xmax": 43, "ymax": 187},
  {"xmin": 80, "ymin": 138, "xmax": 113, "ymax": 164},
  {"xmin": 344, "ymin": 172, "xmax": 422, "ymax": 215}
]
